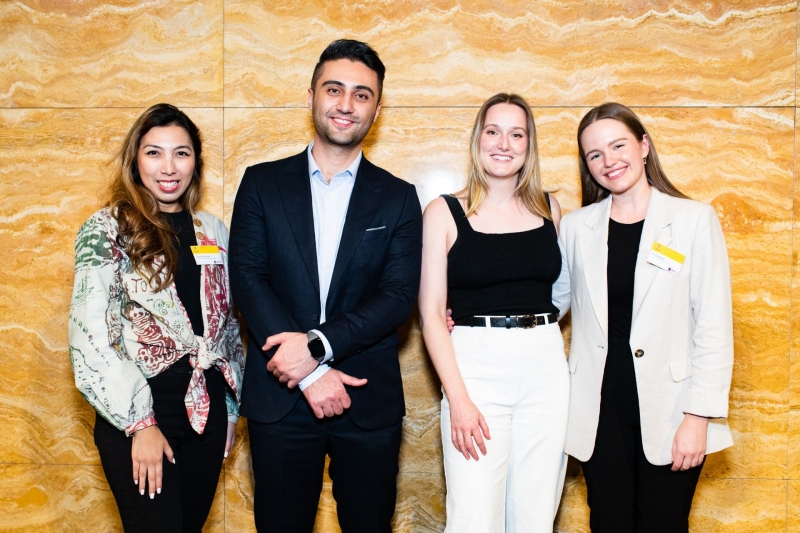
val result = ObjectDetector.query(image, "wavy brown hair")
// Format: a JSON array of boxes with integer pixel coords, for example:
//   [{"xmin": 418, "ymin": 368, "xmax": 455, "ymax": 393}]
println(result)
[
  {"xmin": 107, "ymin": 103, "xmax": 204, "ymax": 292},
  {"xmin": 457, "ymin": 93, "xmax": 551, "ymax": 219},
  {"xmin": 577, "ymin": 102, "xmax": 688, "ymax": 207}
]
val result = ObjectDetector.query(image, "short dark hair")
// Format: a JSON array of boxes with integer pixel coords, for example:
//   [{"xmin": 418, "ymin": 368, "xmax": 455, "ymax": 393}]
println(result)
[{"xmin": 310, "ymin": 39, "xmax": 386, "ymax": 100}]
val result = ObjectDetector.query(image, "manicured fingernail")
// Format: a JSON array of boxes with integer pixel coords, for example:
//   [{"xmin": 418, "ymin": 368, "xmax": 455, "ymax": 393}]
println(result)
[
  {"xmin": 140, "ymin": 489, "xmax": 144, "ymax": 496},
  {"xmin": 149, "ymin": 492, "xmax": 154, "ymax": 499},
  {"xmin": 172, "ymin": 458, "xmax": 176, "ymax": 464},
  {"xmin": 224, "ymin": 451, "xmax": 229, "ymax": 458},
  {"xmin": 156, "ymin": 488, "xmax": 161, "ymax": 495},
  {"xmin": 134, "ymin": 479, "xmax": 138, "ymax": 485}
]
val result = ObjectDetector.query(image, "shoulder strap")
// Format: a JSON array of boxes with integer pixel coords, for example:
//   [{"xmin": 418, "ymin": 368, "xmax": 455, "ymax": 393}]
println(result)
[{"xmin": 440, "ymin": 194, "xmax": 471, "ymax": 232}]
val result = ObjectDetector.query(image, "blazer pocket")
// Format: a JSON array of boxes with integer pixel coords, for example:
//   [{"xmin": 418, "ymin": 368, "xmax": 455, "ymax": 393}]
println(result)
[
  {"xmin": 361, "ymin": 226, "xmax": 387, "ymax": 242},
  {"xmin": 669, "ymin": 355, "xmax": 693, "ymax": 382}
]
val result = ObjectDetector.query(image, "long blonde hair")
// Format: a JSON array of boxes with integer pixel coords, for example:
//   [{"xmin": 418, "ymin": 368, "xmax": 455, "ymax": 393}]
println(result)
[
  {"xmin": 107, "ymin": 103, "xmax": 204, "ymax": 292},
  {"xmin": 456, "ymin": 93, "xmax": 551, "ymax": 219}
]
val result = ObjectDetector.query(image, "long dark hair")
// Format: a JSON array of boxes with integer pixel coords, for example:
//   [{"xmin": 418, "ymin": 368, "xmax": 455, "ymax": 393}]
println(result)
[
  {"xmin": 107, "ymin": 103, "xmax": 204, "ymax": 292},
  {"xmin": 577, "ymin": 102, "xmax": 688, "ymax": 207}
]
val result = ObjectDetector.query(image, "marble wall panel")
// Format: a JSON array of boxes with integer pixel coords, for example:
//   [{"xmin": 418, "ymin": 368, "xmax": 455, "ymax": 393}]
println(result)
[
  {"xmin": 0, "ymin": 464, "xmax": 122, "ymax": 532},
  {"xmin": 0, "ymin": 108, "xmax": 223, "ymax": 465},
  {"xmin": 222, "ymin": 467, "xmax": 255, "ymax": 532},
  {"xmin": 223, "ymin": 0, "xmax": 794, "ymax": 108},
  {"xmin": 554, "ymin": 476, "xmax": 590, "ymax": 533},
  {"xmin": 791, "ymin": 107, "xmax": 800, "ymax": 479},
  {"xmin": 3, "ymin": 0, "xmax": 799, "ymax": 530},
  {"xmin": 789, "ymin": 480, "xmax": 800, "ymax": 530},
  {"xmin": 689, "ymin": 478, "xmax": 787, "ymax": 531},
  {"xmin": 399, "ymin": 399, "xmax": 443, "ymax": 474},
  {"xmin": 0, "ymin": 1, "xmax": 223, "ymax": 108},
  {"xmin": 205, "ymin": 474, "xmax": 226, "ymax": 533}
]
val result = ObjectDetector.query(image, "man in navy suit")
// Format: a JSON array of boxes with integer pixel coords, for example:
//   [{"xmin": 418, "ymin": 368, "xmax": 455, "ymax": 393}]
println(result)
[{"xmin": 229, "ymin": 39, "xmax": 422, "ymax": 532}]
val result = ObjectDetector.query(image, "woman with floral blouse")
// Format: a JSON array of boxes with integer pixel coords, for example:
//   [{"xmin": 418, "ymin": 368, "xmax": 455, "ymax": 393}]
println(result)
[{"xmin": 68, "ymin": 103, "xmax": 244, "ymax": 532}]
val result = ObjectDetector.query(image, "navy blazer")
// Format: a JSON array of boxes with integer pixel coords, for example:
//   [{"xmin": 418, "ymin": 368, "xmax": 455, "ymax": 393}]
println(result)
[{"xmin": 229, "ymin": 150, "xmax": 423, "ymax": 429}]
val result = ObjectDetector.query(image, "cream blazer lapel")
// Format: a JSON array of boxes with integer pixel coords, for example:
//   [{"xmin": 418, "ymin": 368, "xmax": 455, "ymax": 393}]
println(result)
[
  {"xmin": 577, "ymin": 195, "xmax": 612, "ymax": 343},
  {"xmin": 632, "ymin": 188, "xmax": 674, "ymax": 324}
]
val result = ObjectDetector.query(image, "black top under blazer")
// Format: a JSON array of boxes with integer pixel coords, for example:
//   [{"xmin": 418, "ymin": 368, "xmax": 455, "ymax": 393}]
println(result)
[{"xmin": 229, "ymin": 150, "xmax": 423, "ymax": 430}]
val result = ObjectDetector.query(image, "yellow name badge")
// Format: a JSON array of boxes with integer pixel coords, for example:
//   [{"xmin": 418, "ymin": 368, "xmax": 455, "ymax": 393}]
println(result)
[
  {"xmin": 190, "ymin": 245, "xmax": 223, "ymax": 265},
  {"xmin": 647, "ymin": 242, "xmax": 685, "ymax": 276}
]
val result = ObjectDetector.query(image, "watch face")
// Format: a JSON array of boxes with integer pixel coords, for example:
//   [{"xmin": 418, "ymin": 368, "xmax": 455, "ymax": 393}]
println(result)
[{"xmin": 308, "ymin": 337, "xmax": 326, "ymax": 361}]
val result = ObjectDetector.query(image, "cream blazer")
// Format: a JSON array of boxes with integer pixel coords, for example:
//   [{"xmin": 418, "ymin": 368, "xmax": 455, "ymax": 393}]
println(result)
[{"xmin": 553, "ymin": 188, "xmax": 734, "ymax": 465}]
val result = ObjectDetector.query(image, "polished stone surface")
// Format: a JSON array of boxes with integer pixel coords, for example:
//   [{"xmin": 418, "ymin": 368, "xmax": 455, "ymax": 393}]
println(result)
[
  {"xmin": 0, "ymin": 1, "xmax": 223, "ymax": 108},
  {"xmin": 791, "ymin": 108, "xmax": 800, "ymax": 480},
  {"xmin": 222, "ymin": 0, "xmax": 795, "ymax": 108},
  {"xmin": 2, "ymin": 1, "xmax": 799, "ymax": 530},
  {"xmin": 0, "ymin": 464, "xmax": 122, "ymax": 532}
]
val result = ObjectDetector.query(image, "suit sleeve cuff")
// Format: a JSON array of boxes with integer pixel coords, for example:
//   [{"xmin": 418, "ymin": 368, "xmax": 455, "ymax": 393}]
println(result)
[
  {"xmin": 682, "ymin": 390, "xmax": 729, "ymax": 419},
  {"xmin": 310, "ymin": 329, "xmax": 334, "ymax": 363},
  {"xmin": 298, "ymin": 364, "xmax": 330, "ymax": 391}
]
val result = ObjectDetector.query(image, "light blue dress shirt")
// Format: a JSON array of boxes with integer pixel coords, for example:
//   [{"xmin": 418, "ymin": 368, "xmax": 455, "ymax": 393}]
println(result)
[{"xmin": 299, "ymin": 142, "xmax": 362, "ymax": 390}]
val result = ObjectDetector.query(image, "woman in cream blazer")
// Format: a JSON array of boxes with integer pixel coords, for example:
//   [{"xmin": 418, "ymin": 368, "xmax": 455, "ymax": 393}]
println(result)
[{"xmin": 553, "ymin": 103, "xmax": 733, "ymax": 532}]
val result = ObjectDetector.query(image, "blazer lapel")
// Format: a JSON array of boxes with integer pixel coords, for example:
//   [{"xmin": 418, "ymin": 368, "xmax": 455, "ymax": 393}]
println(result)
[
  {"xmin": 632, "ymin": 188, "xmax": 673, "ymax": 322},
  {"xmin": 328, "ymin": 158, "xmax": 386, "ymax": 296},
  {"xmin": 578, "ymin": 196, "xmax": 612, "ymax": 342},
  {"xmin": 277, "ymin": 152, "xmax": 320, "ymax": 295}
]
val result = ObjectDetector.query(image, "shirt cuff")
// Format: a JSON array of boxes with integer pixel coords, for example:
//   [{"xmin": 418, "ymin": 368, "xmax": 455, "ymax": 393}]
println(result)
[
  {"xmin": 309, "ymin": 329, "xmax": 334, "ymax": 363},
  {"xmin": 125, "ymin": 414, "xmax": 158, "ymax": 437},
  {"xmin": 298, "ymin": 364, "xmax": 330, "ymax": 390}
]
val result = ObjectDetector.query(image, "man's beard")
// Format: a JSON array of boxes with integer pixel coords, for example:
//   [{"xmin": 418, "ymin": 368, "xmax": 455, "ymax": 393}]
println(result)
[{"xmin": 313, "ymin": 111, "xmax": 374, "ymax": 149}]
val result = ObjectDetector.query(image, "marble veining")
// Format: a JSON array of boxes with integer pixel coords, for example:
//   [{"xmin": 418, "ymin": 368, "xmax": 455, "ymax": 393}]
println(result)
[{"xmin": 1, "ymin": 1, "xmax": 799, "ymax": 530}]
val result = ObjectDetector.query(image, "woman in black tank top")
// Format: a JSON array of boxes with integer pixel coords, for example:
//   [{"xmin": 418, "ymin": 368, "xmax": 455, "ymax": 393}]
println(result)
[{"xmin": 419, "ymin": 94, "xmax": 570, "ymax": 532}]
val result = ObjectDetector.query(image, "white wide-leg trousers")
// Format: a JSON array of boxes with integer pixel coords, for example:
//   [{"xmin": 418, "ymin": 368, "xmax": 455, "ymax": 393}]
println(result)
[{"xmin": 441, "ymin": 321, "xmax": 570, "ymax": 533}]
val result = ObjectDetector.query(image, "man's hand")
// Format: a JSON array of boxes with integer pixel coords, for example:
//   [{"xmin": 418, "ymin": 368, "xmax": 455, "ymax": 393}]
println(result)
[
  {"xmin": 264, "ymin": 332, "xmax": 319, "ymax": 388},
  {"xmin": 671, "ymin": 413, "xmax": 708, "ymax": 471},
  {"xmin": 302, "ymin": 369, "xmax": 368, "ymax": 418}
]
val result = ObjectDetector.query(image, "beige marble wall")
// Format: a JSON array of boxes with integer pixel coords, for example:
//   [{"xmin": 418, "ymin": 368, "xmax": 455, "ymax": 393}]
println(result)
[{"xmin": 0, "ymin": 1, "xmax": 796, "ymax": 531}]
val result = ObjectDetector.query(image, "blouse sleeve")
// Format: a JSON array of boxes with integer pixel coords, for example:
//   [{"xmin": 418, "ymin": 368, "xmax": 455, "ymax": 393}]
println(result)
[
  {"xmin": 68, "ymin": 213, "xmax": 157, "ymax": 436},
  {"xmin": 213, "ymin": 215, "xmax": 245, "ymax": 424},
  {"xmin": 222, "ymin": 311, "xmax": 244, "ymax": 424}
]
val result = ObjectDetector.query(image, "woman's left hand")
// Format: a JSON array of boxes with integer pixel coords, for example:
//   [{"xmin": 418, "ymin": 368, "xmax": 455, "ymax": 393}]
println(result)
[
  {"xmin": 224, "ymin": 421, "xmax": 237, "ymax": 461},
  {"xmin": 671, "ymin": 413, "xmax": 708, "ymax": 471}
]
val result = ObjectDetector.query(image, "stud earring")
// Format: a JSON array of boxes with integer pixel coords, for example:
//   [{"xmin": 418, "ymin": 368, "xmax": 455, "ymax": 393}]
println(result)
[{"xmin": 643, "ymin": 156, "xmax": 647, "ymax": 165}]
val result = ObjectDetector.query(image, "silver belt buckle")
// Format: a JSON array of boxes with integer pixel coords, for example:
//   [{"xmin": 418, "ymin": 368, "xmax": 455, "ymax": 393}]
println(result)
[{"xmin": 519, "ymin": 314, "xmax": 536, "ymax": 329}]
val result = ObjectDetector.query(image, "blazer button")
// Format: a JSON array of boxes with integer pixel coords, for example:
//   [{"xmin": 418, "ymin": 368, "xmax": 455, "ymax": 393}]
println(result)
[
  {"xmin": 311, "ymin": 313, "xmax": 318, "ymax": 320},
  {"xmin": 634, "ymin": 349, "xmax": 644, "ymax": 358}
]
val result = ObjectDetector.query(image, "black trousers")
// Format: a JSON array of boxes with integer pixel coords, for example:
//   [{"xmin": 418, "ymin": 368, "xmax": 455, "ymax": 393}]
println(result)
[
  {"xmin": 94, "ymin": 357, "xmax": 228, "ymax": 533},
  {"xmin": 248, "ymin": 396, "xmax": 402, "ymax": 533},
  {"xmin": 580, "ymin": 337, "xmax": 703, "ymax": 533}
]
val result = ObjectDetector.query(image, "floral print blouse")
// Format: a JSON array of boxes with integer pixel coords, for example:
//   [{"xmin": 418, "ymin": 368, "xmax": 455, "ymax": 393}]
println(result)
[{"xmin": 69, "ymin": 208, "xmax": 244, "ymax": 436}]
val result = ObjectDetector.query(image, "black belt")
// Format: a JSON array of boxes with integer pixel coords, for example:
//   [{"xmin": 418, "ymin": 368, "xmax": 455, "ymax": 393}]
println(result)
[{"xmin": 454, "ymin": 313, "xmax": 558, "ymax": 329}]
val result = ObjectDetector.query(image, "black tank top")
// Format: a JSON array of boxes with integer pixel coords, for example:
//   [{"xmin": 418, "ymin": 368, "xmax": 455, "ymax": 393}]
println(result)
[
  {"xmin": 607, "ymin": 218, "xmax": 645, "ymax": 339},
  {"xmin": 443, "ymin": 194, "xmax": 561, "ymax": 321}
]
